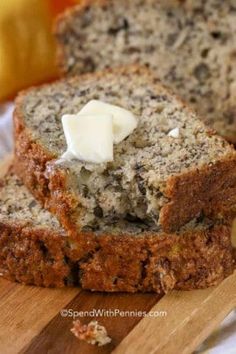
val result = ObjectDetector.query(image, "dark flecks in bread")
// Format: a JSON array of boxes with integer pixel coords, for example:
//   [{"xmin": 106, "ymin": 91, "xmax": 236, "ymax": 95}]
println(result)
[{"xmin": 55, "ymin": 0, "xmax": 236, "ymax": 142}]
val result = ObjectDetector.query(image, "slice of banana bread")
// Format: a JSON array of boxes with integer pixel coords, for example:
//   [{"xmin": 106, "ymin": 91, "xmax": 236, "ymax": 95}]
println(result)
[
  {"xmin": 0, "ymin": 171, "xmax": 235, "ymax": 292},
  {"xmin": 14, "ymin": 67, "xmax": 236, "ymax": 234},
  {"xmin": 55, "ymin": 0, "xmax": 236, "ymax": 143}
]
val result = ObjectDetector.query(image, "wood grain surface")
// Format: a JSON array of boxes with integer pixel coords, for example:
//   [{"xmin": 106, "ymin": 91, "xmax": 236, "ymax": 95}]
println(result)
[{"xmin": 0, "ymin": 157, "xmax": 235, "ymax": 354}]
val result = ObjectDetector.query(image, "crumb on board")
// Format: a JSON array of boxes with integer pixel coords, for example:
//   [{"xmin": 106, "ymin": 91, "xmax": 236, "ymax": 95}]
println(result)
[{"xmin": 71, "ymin": 320, "xmax": 112, "ymax": 346}]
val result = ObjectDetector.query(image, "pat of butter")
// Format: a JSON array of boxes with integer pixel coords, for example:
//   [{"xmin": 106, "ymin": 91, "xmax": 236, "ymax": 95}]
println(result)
[
  {"xmin": 78, "ymin": 100, "xmax": 137, "ymax": 144},
  {"xmin": 62, "ymin": 114, "xmax": 113, "ymax": 163},
  {"xmin": 168, "ymin": 127, "xmax": 180, "ymax": 138}
]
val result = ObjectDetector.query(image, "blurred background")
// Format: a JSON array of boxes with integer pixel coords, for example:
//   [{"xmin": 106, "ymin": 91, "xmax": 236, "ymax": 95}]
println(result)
[
  {"xmin": 0, "ymin": 0, "xmax": 79, "ymax": 102},
  {"xmin": 0, "ymin": 0, "xmax": 80, "ymax": 158}
]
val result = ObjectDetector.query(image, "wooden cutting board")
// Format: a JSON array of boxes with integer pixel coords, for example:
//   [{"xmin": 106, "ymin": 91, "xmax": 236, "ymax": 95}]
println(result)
[{"xmin": 0, "ymin": 156, "xmax": 236, "ymax": 354}]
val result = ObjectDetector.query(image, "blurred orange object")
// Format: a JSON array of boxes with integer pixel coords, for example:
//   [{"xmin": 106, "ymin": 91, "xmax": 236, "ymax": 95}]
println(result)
[
  {"xmin": 0, "ymin": 0, "xmax": 79, "ymax": 102},
  {"xmin": 50, "ymin": 0, "xmax": 78, "ymax": 17}
]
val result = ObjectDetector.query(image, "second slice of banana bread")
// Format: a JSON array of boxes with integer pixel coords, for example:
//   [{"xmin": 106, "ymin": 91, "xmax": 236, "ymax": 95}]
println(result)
[{"xmin": 0, "ymin": 172, "xmax": 234, "ymax": 292}]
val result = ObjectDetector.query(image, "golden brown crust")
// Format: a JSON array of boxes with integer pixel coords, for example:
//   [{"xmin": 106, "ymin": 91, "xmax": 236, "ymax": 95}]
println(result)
[
  {"xmin": 0, "ymin": 222, "xmax": 70, "ymax": 287},
  {"xmin": 77, "ymin": 224, "xmax": 236, "ymax": 292},
  {"xmin": 161, "ymin": 154, "xmax": 236, "ymax": 231},
  {"xmin": 0, "ymin": 218, "xmax": 234, "ymax": 292}
]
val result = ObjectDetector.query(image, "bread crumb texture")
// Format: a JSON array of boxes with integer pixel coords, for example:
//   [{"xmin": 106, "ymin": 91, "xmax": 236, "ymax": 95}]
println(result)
[
  {"xmin": 15, "ymin": 67, "xmax": 236, "ymax": 233},
  {"xmin": 0, "ymin": 173, "xmax": 234, "ymax": 292},
  {"xmin": 56, "ymin": 0, "xmax": 236, "ymax": 142}
]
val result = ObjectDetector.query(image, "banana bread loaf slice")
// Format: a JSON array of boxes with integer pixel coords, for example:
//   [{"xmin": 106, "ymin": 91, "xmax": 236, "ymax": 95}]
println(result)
[
  {"xmin": 0, "ymin": 171, "xmax": 235, "ymax": 292},
  {"xmin": 14, "ymin": 67, "xmax": 236, "ymax": 234},
  {"xmin": 55, "ymin": 0, "xmax": 236, "ymax": 143}
]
